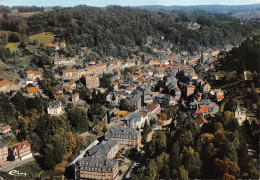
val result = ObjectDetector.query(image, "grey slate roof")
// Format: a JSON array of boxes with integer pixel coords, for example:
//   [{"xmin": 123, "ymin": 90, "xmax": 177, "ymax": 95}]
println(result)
[
  {"xmin": 127, "ymin": 112, "xmax": 143, "ymax": 122},
  {"xmin": 129, "ymin": 91, "xmax": 142, "ymax": 103},
  {"xmin": 105, "ymin": 127, "xmax": 140, "ymax": 140},
  {"xmin": 234, "ymin": 105, "xmax": 245, "ymax": 112},
  {"xmin": 87, "ymin": 139, "xmax": 118, "ymax": 158},
  {"xmin": 48, "ymin": 100, "xmax": 61, "ymax": 108},
  {"xmin": 79, "ymin": 156, "xmax": 117, "ymax": 173}
]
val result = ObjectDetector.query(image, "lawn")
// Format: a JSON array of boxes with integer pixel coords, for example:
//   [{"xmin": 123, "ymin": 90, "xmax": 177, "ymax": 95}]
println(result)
[
  {"xmin": 29, "ymin": 32, "xmax": 55, "ymax": 46},
  {"xmin": 0, "ymin": 134, "xmax": 19, "ymax": 146},
  {"xmin": 0, "ymin": 70, "xmax": 18, "ymax": 81},
  {"xmin": 5, "ymin": 42, "xmax": 20, "ymax": 52}
]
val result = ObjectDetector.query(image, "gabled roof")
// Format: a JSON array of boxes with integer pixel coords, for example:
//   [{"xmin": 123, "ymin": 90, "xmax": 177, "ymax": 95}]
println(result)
[
  {"xmin": 217, "ymin": 95, "xmax": 224, "ymax": 99},
  {"xmin": 148, "ymin": 103, "xmax": 159, "ymax": 112},
  {"xmin": 87, "ymin": 139, "xmax": 118, "ymax": 158},
  {"xmin": 27, "ymin": 87, "xmax": 37, "ymax": 93},
  {"xmin": 141, "ymin": 112, "xmax": 148, "ymax": 117},
  {"xmin": 80, "ymin": 156, "xmax": 117, "ymax": 172},
  {"xmin": 196, "ymin": 107, "xmax": 208, "ymax": 114},
  {"xmin": 0, "ymin": 125, "xmax": 11, "ymax": 131},
  {"xmin": 0, "ymin": 80, "xmax": 9, "ymax": 84},
  {"xmin": 25, "ymin": 70, "xmax": 34, "ymax": 75},
  {"xmin": 10, "ymin": 140, "xmax": 31, "ymax": 152},
  {"xmin": 58, "ymin": 57, "xmax": 65, "ymax": 61},
  {"xmin": 46, "ymin": 43, "xmax": 57, "ymax": 47}
]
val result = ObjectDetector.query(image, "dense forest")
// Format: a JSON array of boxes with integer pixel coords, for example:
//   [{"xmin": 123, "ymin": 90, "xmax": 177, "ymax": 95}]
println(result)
[
  {"xmin": 221, "ymin": 34, "xmax": 260, "ymax": 75},
  {"xmin": 0, "ymin": 5, "xmax": 259, "ymax": 57},
  {"xmin": 132, "ymin": 110, "xmax": 259, "ymax": 179}
]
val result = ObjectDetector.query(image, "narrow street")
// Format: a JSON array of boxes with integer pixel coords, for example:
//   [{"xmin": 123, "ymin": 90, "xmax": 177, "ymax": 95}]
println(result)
[
  {"xmin": 0, "ymin": 157, "xmax": 35, "ymax": 172},
  {"xmin": 35, "ymin": 82, "xmax": 48, "ymax": 99}
]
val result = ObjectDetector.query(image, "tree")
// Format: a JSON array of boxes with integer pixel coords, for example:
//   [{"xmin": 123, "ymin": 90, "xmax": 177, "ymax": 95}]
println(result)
[
  {"xmin": 65, "ymin": 132, "xmax": 77, "ymax": 159},
  {"xmin": 29, "ymin": 131, "xmax": 42, "ymax": 152},
  {"xmin": 147, "ymin": 131, "xmax": 167, "ymax": 157},
  {"xmin": 119, "ymin": 99, "xmax": 132, "ymax": 111},
  {"xmin": 31, "ymin": 55, "xmax": 52, "ymax": 68},
  {"xmin": 11, "ymin": 91, "xmax": 27, "ymax": 114},
  {"xmin": 159, "ymin": 113, "xmax": 167, "ymax": 121},
  {"xmin": 214, "ymin": 158, "xmax": 240, "ymax": 178},
  {"xmin": 40, "ymin": 144, "xmax": 56, "ymax": 170},
  {"xmin": 182, "ymin": 147, "xmax": 201, "ymax": 178},
  {"xmin": 76, "ymin": 85, "xmax": 90, "ymax": 102},
  {"xmin": 8, "ymin": 33, "xmax": 20, "ymax": 42},
  {"xmin": 170, "ymin": 141, "xmax": 181, "ymax": 169},
  {"xmin": 7, "ymin": 153, "xmax": 15, "ymax": 161},
  {"xmin": 67, "ymin": 107, "xmax": 89, "ymax": 132},
  {"xmin": 53, "ymin": 135, "xmax": 66, "ymax": 164},
  {"xmin": 18, "ymin": 41, "xmax": 27, "ymax": 49},
  {"xmin": 178, "ymin": 166, "xmax": 189, "ymax": 180},
  {"xmin": 223, "ymin": 173, "xmax": 235, "ymax": 180}
]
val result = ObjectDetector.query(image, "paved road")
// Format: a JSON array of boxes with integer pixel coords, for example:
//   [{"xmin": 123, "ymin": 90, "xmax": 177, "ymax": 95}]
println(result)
[
  {"xmin": 35, "ymin": 82, "xmax": 48, "ymax": 99},
  {"xmin": 0, "ymin": 157, "xmax": 35, "ymax": 172},
  {"xmin": 107, "ymin": 121, "xmax": 124, "ymax": 129},
  {"xmin": 80, "ymin": 131, "xmax": 92, "ymax": 138}
]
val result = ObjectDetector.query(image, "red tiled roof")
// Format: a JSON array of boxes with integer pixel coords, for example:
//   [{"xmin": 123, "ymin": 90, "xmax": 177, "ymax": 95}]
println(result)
[
  {"xmin": 196, "ymin": 107, "xmax": 208, "ymax": 114},
  {"xmin": 73, "ymin": 93, "xmax": 79, "ymax": 97},
  {"xmin": 0, "ymin": 125, "xmax": 11, "ymax": 131},
  {"xmin": 47, "ymin": 43, "xmax": 57, "ymax": 47},
  {"xmin": 141, "ymin": 112, "xmax": 147, "ymax": 117},
  {"xmin": 217, "ymin": 96, "xmax": 224, "ymax": 99},
  {"xmin": 10, "ymin": 140, "xmax": 31, "ymax": 151},
  {"xmin": 148, "ymin": 103, "xmax": 158, "ymax": 112},
  {"xmin": 0, "ymin": 80, "xmax": 9, "ymax": 84},
  {"xmin": 27, "ymin": 87, "xmax": 37, "ymax": 93}
]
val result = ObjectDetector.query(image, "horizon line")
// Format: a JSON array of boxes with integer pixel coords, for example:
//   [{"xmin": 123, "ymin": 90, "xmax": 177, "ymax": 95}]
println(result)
[{"xmin": 1, "ymin": 3, "xmax": 260, "ymax": 8}]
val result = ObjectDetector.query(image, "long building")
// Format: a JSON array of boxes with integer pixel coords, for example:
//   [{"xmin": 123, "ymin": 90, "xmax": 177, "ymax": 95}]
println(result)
[
  {"xmin": 74, "ymin": 156, "xmax": 118, "ymax": 180},
  {"xmin": 105, "ymin": 127, "xmax": 141, "ymax": 150}
]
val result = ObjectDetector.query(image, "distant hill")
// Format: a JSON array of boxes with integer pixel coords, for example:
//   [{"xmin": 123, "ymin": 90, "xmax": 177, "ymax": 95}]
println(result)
[
  {"xmin": 137, "ymin": 4, "xmax": 260, "ymax": 12},
  {"xmin": 137, "ymin": 4, "xmax": 260, "ymax": 21}
]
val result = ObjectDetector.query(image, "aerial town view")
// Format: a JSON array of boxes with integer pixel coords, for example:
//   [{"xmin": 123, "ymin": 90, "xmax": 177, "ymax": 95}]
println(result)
[{"xmin": 0, "ymin": 0, "xmax": 259, "ymax": 179}]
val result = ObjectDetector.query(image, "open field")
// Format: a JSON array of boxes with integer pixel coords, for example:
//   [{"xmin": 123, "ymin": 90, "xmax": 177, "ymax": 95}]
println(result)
[
  {"xmin": 0, "ymin": 30, "xmax": 11, "ymax": 35},
  {"xmin": 29, "ymin": 32, "xmax": 55, "ymax": 46},
  {"xmin": 0, "ymin": 61, "xmax": 8, "ymax": 69},
  {"xmin": 5, "ymin": 42, "xmax": 20, "ymax": 52},
  {"xmin": 18, "ymin": 12, "xmax": 41, "ymax": 17},
  {"xmin": 0, "ymin": 61, "xmax": 19, "ymax": 81},
  {"xmin": 0, "ymin": 70, "xmax": 18, "ymax": 81}
]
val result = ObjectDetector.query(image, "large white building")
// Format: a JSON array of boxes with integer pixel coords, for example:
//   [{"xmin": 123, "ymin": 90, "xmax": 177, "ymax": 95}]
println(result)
[
  {"xmin": 126, "ymin": 112, "xmax": 146, "ymax": 129},
  {"xmin": 47, "ymin": 101, "xmax": 63, "ymax": 115},
  {"xmin": 234, "ymin": 105, "xmax": 246, "ymax": 125}
]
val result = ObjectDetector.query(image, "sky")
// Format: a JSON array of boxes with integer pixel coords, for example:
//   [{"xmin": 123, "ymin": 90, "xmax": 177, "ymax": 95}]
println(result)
[{"xmin": 0, "ymin": 0, "xmax": 260, "ymax": 7}]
